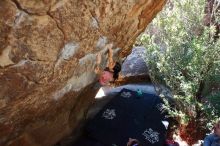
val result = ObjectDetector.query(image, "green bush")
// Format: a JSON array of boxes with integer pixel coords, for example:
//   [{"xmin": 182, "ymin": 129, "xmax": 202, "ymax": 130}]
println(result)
[{"xmin": 140, "ymin": 0, "xmax": 220, "ymax": 128}]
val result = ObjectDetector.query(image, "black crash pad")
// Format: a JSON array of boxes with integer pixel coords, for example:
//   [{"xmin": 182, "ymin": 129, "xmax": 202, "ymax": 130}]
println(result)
[{"xmin": 87, "ymin": 88, "xmax": 167, "ymax": 146}]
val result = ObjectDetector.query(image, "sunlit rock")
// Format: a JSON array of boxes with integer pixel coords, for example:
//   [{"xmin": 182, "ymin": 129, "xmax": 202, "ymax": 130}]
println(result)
[{"xmin": 0, "ymin": 0, "xmax": 166, "ymax": 145}]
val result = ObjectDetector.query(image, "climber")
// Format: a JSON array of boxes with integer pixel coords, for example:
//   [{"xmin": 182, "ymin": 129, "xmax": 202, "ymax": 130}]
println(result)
[{"xmin": 95, "ymin": 43, "xmax": 121, "ymax": 86}]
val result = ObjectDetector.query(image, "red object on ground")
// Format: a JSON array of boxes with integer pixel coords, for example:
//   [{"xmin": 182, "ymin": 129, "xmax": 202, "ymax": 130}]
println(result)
[{"xmin": 179, "ymin": 120, "xmax": 206, "ymax": 145}]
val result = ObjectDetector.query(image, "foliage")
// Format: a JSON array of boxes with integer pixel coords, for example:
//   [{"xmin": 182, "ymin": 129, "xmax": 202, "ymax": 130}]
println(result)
[
  {"xmin": 206, "ymin": 91, "xmax": 220, "ymax": 115},
  {"xmin": 140, "ymin": 0, "xmax": 220, "ymax": 130}
]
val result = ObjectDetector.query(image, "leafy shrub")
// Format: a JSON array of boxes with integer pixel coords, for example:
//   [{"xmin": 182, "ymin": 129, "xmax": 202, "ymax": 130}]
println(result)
[{"xmin": 140, "ymin": 0, "xmax": 220, "ymax": 130}]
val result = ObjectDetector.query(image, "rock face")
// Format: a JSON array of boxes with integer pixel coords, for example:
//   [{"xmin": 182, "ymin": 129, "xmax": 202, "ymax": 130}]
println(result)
[
  {"xmin": 0, "ymin": 0, "xmax": 166, "ymax": 146},
  {"xmin": 122, "ymin": 46, "xmax": 148, "ymax": 77}
]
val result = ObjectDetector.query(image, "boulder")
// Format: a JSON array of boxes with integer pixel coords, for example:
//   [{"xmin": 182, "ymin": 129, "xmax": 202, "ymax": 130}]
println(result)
[{"xmin": 0, "ymin": 0, "xmax": 166, "ymax": 145}]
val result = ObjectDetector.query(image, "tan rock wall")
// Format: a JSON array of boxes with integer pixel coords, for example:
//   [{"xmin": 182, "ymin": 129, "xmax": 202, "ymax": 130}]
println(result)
[{"xmin": 0, "ymin": 0, "xmax": 166, "ymax": 145}]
